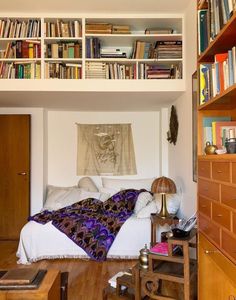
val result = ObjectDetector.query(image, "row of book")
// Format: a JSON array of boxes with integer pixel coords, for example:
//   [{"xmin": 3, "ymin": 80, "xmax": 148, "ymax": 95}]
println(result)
[
  {"xmin": 45, "ymin": 62, "xmax": 82, "ymax": 79},
  {"xmin": 199, "ymin": 47, "xmax": 236, "ymax": 104},
  {"xmin": 44, "ymin": 20, "xmax": 82, "ymax": 38},
  {"xmin": 198, "ymin": 1, "xmax": 236, "ymax": 54},
  {"xmin": 85, "ymin": 23, "xmax": 130, "ymax": 34},
  {"xmin": 0, "ymin": 62, "xmax": 41, "ymax": 79},
  {"xmin": 202, "ymin": 116, "xmax": 236, "ymax": 151},
  {"xmin": 86, "ymin": 38, "xmax": 182, "ymax": 60},
  {"xmin": 45, "ymin": 42, "xmax": 81, "ymax": 59},
  {"xmin": 85, "ymin": 62, "xmax": 135, "ymax": 79},
  {"xmin": 139, "ymin": 63, "xmax": 182, "ymax": 79},
  {"xmin": 132, "ymin": 40, "xmax": 182, "ymax": 60},
  {"xmin": 2, "ymin": 41, "xmax": 41, "ymax": 59},
  {"xmin": 0, "ymin": 19, "xmax": 40, "ymax": 38}
]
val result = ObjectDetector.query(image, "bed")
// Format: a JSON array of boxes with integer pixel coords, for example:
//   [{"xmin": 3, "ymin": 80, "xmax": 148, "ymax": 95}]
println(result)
[{"xmin": 16, "ymin": 177, "xmax": 180, "ymax": 264}]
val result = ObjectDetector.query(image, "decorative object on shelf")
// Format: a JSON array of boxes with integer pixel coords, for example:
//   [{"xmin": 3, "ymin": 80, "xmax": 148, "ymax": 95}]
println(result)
[
  {"xmin": 139, "ymin": 244, "xmax": 149, "ymax": 269},
  {"xmin": 225, "ymin": 138, "xmax": 236, "ymax": 154},
  {"xmin": 77, "ymin": 123, "xmax": 137, "ymax": 175},
  {"xmin": 151, "ymin": 176, "xmax": 177, "ymax": 218},
  {"xmin": 167, "ymin": 105, "xmax": 179, "ymax": 145},
  {"xmin": 204, "ymin": 141, "xmax": 217, "ymax": 155}
]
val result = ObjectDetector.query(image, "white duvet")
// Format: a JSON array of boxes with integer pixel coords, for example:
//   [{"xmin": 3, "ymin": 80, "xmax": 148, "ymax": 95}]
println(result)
[{"xmin": 17, "ymin": 215, "xmax": 151, "ymax": 264}]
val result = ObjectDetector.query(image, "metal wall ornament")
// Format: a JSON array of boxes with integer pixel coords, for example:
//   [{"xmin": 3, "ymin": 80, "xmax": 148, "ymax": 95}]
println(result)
[{"xmin": 167, "ymin": 105, "xmax": 179, "ymax": 145}]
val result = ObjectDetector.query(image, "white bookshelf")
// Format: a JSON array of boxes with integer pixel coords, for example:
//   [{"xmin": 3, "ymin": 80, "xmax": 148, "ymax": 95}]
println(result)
[{"xmin": 0, "ymin": 14, "xmax": 185, "ymax": 91}]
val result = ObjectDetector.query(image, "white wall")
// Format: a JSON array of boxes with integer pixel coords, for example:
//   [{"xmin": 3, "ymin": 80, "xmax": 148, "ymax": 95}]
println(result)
[
  {"xmin": 0, "ymin": 107, "xmax": 46, "ymax": 214},
  {"xmin": 168, "ymin": 1, "xmax": 197, "ymax": 218},
  {"xmin": 47, "ymin": 111, "xmax": 161, "ymax": 187}
]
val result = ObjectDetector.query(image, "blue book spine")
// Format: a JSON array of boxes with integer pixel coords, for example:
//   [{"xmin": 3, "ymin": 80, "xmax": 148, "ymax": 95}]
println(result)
[
  {"xmin": 228, "ymin": 49, "xmax": 234, "ymax": 86},
  {"xmin": 223, "ymin": 0, "xmax": 230, "ymax": 20}
]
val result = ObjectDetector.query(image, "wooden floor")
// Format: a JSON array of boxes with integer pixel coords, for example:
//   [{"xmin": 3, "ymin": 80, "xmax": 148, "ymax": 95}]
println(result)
[{"xmin": 0, "ymin": 241, "xmax": 137, "ymax": 300}]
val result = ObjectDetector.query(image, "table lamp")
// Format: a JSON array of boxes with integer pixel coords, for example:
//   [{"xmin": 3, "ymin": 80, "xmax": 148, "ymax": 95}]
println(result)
[{"xmin": 151, "ymin": 176, "xmax": 177, "ymax": 218}]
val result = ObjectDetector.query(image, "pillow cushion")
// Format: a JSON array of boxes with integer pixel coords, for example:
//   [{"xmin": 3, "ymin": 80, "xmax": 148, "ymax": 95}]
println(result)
[
  {"xmin": 43, "ymin": 186, "xmax": 82, "ymax": 211},
  {"xmin": 134, "ymin": 191, "xmax": 153, "ymax": 215},
  {"xmin": 99, "ymin": 187, "xmax": 121, "ymax": 198},
  {"xmin": 136, "ymin": 201, "xmax": 157, "ymax": 218},
  {"xmin": 43, "ymin": 186, "xmax": 101, "ymax": 211},
  {"xmin": 78, "ymin": 177, "xmax": 99, "ymax": 192},
  {"xmin": 102, "ymin": 177, "xmax": 154, "ymax": 191}
]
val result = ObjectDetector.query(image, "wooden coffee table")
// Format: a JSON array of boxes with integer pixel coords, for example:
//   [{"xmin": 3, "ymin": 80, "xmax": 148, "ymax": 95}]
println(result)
[{"xmin": 0, "ymin": 269, "xmax": 61, "ymax": 300}]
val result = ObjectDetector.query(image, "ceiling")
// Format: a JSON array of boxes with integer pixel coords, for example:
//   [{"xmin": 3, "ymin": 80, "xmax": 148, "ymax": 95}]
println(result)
[
  {"xmin": 1, "ymin": 0, "xmax": 190, "ymax": 14},
  {"xmin": 0, "ymin": 0, "xmax": 190, "ymax": 111}
]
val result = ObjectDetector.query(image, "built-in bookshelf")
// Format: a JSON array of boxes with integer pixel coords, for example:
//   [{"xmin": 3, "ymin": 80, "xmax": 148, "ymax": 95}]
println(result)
[
  {"xmin": 0, "ymin": 15, "xmax": 185, "ymax": 91},
  {"xmin": 197, "ymin": 0, "xmax": 236, "ymax": 298}
]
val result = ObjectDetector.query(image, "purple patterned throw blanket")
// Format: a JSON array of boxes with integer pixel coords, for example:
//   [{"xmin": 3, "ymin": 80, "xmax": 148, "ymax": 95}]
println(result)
[{"xmin": 30, "ymin": 189, "xmax": 145, "ymax": 261}]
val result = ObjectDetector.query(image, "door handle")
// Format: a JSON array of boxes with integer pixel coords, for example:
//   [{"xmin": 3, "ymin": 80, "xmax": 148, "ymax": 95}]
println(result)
[{"xmin": 17, "ymin": 172, "xmax": 27, "ymax": 176}]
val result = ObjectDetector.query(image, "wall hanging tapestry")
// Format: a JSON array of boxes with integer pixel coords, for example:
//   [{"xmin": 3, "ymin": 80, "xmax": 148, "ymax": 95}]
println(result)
[{"xmin": 77, "ymin": 123, "xmax": 137, "ymax": 175}]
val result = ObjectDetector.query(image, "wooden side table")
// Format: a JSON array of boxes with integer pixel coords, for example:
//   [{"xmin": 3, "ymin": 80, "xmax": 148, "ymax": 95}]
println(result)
[
  {"xmin": 150, "ymin": 213, "xmax": 179, "ymax": 246},
  {"xmin": 141, "ymin": 229, "xmax": 197, "ymax": 300},
  {"xmin": 0, "ymin": 269, "xmax": 61, "ymax": 300}
]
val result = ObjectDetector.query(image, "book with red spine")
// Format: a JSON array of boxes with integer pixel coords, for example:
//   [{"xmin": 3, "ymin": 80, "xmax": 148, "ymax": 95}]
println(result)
[{"xmin": 214, "ymin": 53, "xmax": 228, "ymax": 93}]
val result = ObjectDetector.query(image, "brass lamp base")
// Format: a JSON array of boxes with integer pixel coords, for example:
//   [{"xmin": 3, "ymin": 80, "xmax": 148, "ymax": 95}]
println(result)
[{"xmin": 157, "ymin": 194, "xmax": 170, "ymax": 219}]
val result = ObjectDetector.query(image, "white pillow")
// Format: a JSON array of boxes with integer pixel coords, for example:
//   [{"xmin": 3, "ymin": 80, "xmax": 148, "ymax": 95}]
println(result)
[
  {"xmin": 43, "ymin": 186, "xmax": 82, "ymax": 211},
  {"xmin": 78, "ymin": 177, "xmax": 98, "ymax": 192},
  {"xmin": 154, "ymin": 194, "xmax": 181, "ymax": 215},
  {"xmin": 134, "ymin": 192, "xmax": 153, "ymax": 215},
  {"xmin": 102, "ymin": 177, "xmax": 154, "ymax": 191},
  {"xmin": 136, "ymin": 201, "xmax": 157, "ymax": 218}
]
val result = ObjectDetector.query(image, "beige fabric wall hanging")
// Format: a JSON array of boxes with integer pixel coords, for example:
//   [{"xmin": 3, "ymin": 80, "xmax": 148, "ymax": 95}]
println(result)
[{"xmin": 77, "ymin": 123, "xmax": 137, "ymax": 175}]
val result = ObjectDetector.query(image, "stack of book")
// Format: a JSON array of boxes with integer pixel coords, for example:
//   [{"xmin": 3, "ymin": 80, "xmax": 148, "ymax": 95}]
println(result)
[
  {"xmin": 100, "ymin": 48, "xmax": 127, "ymax": 58},
  {"xmin": 112, "ymin": 25, "xmax": 130, "ymax": 34},
  {"xmin": 150, "ymin": 242, "xmax": 180, "ymax": 256},
  {"xmin": 139, "ymin": 63, "xmax": 182, "ymax": 79},
  {"xmin": 85, "ymin": 61, "xmax": 107, "ymax": 78},
  {"xmin": 155, "ymin": 41, "xmax": 182, "ymax": 59},
  {"xmin": 85, "ymin": 23, "xmax": 112, "ymax": 34},
  {"xmin": 0, "ymin": 268, "xmax": 46, "ymax": 289}
]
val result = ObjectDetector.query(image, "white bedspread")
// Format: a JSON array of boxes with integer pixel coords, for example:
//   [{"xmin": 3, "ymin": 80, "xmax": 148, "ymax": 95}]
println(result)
[{"xmin": 17, "ymin": 215, "xmax": 151, "ymax": 264}]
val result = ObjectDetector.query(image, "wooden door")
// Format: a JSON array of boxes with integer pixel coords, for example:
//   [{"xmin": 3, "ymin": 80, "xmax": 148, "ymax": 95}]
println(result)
[{"xmin": 0, "ymin": 115, "xmax": 30, "ymax": 240}]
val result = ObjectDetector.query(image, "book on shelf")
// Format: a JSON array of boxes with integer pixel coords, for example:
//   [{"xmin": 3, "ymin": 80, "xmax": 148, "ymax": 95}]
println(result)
[
  {"xmin": 145, "ymin": 28, "xmax": 173, "ymax": 34},
  {"xmin": 112, "ymin": 25, "xmax": 130, "ymax": 34},
  {"xmin": 45, "ymin": 62, "xmax": 82, "ymax": 79},
  {"xmin": 85, "ymin": 23, "xmax": 112, "ymax": 34},
  {"xmin": 199, "ymin": 63, "xmax": 212, "ymax": 104},
  {"xmin": 198, "ymin": 9, "xmax": 209, "ymax": 54},
  {"xmin": 0, "ymin": 19, "xmax": 41, "ymax": 38},
  {"xmin": 45, "ymin": 20, "xmax": 82, "ymax": 38}
]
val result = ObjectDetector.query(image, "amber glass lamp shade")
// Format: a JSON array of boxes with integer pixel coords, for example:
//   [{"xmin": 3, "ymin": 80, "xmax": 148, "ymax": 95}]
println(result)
[{"xmin": 151, "ymin": 176, "xmax": 177, "ymax": 218}]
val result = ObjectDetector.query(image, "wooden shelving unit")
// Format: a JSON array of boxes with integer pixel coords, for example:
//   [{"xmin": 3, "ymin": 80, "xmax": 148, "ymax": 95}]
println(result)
[
  {"xmin": 197, "ymin": 0, "xmax": 236, "ymax": 297},
  {"xmin": 0, "ymin": 14, "xmax": 185, "ymax": 91}
]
